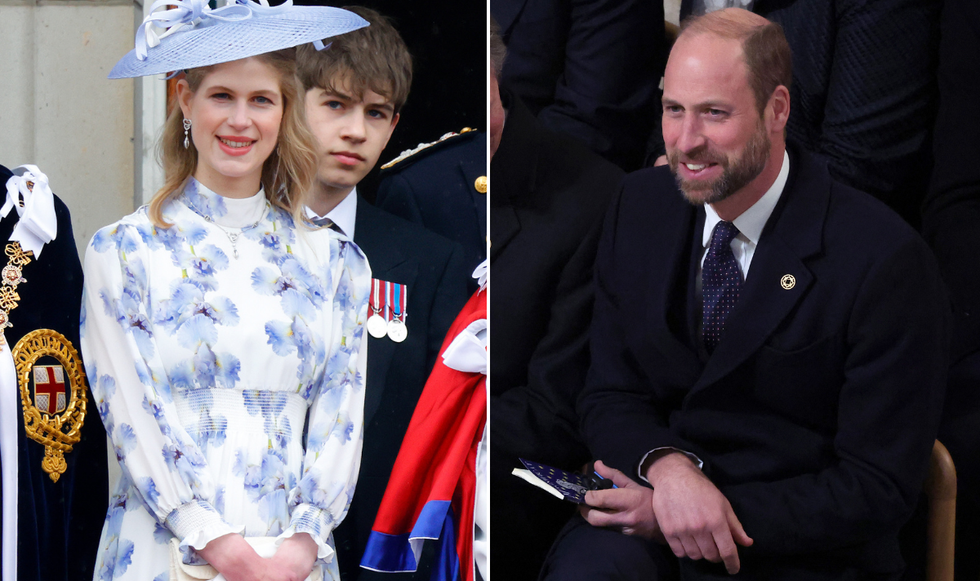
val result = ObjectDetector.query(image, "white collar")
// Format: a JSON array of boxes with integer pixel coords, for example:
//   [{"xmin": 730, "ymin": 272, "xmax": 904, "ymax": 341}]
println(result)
[
  {"xmin": 306, "ymin": 188, "xmax": 357, "ymax": 239},
  {"xmin": 703, "ymin": 149, "xmax": 790, "ymax": 248}
]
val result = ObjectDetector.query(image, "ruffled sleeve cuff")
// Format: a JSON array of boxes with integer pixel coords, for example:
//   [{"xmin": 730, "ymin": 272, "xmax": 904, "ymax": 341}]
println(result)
[
  {"xmin": 165, "ymin": 499, "xmax": 243, "ymax": 551},
  {"xmin": 280, "ymin": 503, "xmax": 335, "ymax": 561}
]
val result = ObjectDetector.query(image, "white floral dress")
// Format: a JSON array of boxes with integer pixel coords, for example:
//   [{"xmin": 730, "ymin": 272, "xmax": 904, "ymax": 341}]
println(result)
[{"xmin": 80, "ymin": 179, "xmax": 370, "ymax": 581}]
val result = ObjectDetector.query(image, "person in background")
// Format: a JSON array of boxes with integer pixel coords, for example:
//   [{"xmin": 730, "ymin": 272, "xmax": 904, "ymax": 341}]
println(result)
[
  {"xmin": 492, "ymin": 0, "xmax": 665, "ymax": 171},
  {"xmin": 922, "ymin": 0, "xmax": 980, "ymax": 577},
  {"xmin": 296, "ymin": 8, "xmax": 470, "ymax": 579},
  {"xmin": 488, "ymin": 15, "xmax": 625, "ymax": 580},
  {"xmin": 376, "ymin": 128, "xmax": 487, "ymax": 285}
]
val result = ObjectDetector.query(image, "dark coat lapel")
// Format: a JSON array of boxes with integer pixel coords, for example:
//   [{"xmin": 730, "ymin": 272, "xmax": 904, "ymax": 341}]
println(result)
[
  {"xmin": 353, "ymin": 199, "xmax": 420, "ymax": 425},
  {"xmin": 493, "ymin": 0, "xmax": 531, "ymax": 36},
  {"xmin": 490, "ymin": 90, "xmax": 539, "ymax": 259},
  {"xmin": 631, "ymin": 178, "xmax": 703, "ymax": 379},
  {"xmin": 693, "ymin": 150, "xmax": 827, "ymax": 393}
]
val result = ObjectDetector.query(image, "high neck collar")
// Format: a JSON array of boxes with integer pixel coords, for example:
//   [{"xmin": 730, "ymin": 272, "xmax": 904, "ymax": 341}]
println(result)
[{"xmin": 182, "ymin": 177, "xmax": 269, "ymax": 228}]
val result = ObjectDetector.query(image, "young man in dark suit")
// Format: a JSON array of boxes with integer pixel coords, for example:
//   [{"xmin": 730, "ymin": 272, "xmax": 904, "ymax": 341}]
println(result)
[
  {"xmin": 541, "ymin": 9, "xmax": 949, "ymax": 581},
  {"xmin": 296, "ymin": 11, "xmax": 470, "ymax": 579}
]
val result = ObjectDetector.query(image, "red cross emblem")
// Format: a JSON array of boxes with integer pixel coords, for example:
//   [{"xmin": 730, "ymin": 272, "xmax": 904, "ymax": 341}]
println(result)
[{"xmin": 33, "ymin": 365, "xmax": 66, "ymax": 414}]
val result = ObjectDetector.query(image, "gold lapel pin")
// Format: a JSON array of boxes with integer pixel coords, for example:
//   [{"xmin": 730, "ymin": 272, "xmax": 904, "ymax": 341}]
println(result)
[
  {"xmin": 475, "ymin": 176, "xmax": 488, "ymax": 194},
  {"xmin": 780, "ymin": 274, "xmax": 796, "ymax": 290}
]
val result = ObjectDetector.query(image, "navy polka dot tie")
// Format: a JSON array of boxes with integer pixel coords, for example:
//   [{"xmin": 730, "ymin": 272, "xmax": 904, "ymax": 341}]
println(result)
[{"xmin": 702, "ymin": 221, "xmax": 742, "ymax": 354}]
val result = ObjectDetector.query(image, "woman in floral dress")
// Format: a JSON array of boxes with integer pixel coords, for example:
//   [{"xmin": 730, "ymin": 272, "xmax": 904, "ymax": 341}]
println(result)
[{"xmin": 80, "ymin": 4, "xmax": 370, "ymax": 580}]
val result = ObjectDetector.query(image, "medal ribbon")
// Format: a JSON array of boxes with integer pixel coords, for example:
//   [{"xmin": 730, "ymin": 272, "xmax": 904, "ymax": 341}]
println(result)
[
  {"xmin": 384, "ymin": 281, "xmax": 392, "ymax": 323},
  {"xmin": 392, "ymin": 283, "xmax": 403, "ymax": 322},
  {"xmin": 370, "ymin": 278, "xmax": 382, "ymax": 316}
]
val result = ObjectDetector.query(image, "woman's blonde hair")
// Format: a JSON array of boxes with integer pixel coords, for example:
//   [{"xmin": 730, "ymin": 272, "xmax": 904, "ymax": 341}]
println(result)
[{"xmin": 149, "ymin": 48, "xmax": 320, "ymax": 228}]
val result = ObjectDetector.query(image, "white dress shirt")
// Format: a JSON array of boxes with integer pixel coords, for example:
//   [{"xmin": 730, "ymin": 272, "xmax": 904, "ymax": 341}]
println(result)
[{"xmin": 306, "ymin": 188, "xmax": 358, "ymax": 239}]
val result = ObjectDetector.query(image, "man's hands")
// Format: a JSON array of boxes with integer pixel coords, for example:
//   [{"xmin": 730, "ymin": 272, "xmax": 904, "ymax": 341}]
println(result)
[
  {"xmin": 645, "ymin": 453, "xmax": 753, "ymax": 574},
  {"xmin": 581, "ymin": 455, "xmax": 753, "ymax": 574},
  {"xmin": 580, "ymin": 460, "xmax": 664, "ymax": 541}
]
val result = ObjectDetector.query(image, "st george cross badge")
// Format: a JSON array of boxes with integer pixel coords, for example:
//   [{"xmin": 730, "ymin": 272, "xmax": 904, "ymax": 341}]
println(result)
[
  {"xmin": 32, "ymin": 365, "xmax": 67, "ymax": 414},
  {"xmin": 14, "ymin": 329, "xmax": 88, "ymax": 482}
]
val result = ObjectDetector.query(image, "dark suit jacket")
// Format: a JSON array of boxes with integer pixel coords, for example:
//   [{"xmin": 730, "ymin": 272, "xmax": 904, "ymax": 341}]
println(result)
[
  {"xmin": 332, "ymin": 197, "xmax": 469, "ymax": 581},
  {"xmin": 580, "ymin": 149, "xmax": 949, "ymax": 578},
  {"xmin": 376, "ymin": 130, "xmax": 487, "ymax": 283},
  {"xmin": 676, "ymin": 0, "xmax": 940, "ymax": 227},
  {"xmin": 489, "ymin": 89, "xmax": 624, "ymax": 579},
  {"xmin": 0, "ymin": 164, "xmax": 108, "ymax": 581},
  {"xmin": 492, "ymin": 0, "xmax": 664, "ymax": 171}
]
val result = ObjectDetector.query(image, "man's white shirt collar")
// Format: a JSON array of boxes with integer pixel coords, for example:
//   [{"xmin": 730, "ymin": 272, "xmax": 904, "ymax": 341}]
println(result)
[
  {"xmin": 306, "ymin": 188, "xmax": 357, "ymax": 239},
  {"xmin": 701, "ymin": 150, "xmax": 790, "ymax": 277}
]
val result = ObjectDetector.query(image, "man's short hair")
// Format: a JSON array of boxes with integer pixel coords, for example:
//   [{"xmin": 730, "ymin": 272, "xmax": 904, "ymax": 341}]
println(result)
[
  {"xmin": 490, "ymin": 15, "xmax": 507, "ymax": 79},
  {"xmin": 679, "ymin": 10, "xmax": 792, "ymax": 115},
  {"xmin": 296, "ymin": 6, "xmax": 412, "ymax": 113}
]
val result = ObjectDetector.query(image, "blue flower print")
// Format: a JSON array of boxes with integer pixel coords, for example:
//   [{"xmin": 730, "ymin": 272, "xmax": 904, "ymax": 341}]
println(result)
[
  {"xmin": 251, "ymin": 257, "xmax": 324, "ymax": 320},
  {"xmin": 97, "ymin": 538, "xmax": 134, "ymax": 581},
  {"xmin": 152, "ymin": 522, "xmax": 170, "ymax": 545},
  {"xmin": 265, "ymin": 320, "xmax": 297, "ymax": 357},
  {"xmin": 182, "ymin": 179, "xmax": 228, "ymax": 221},
  {"xmin": 192, "ymin": 344, "xmax": 241, "ymax": 389},
  {"xmin": 157, "ymin": 282, "xmax": 240, "ymax": 348},
  {"xmin": 101, "ymin": 285, "xmax": 155, "ymax": 361},
  {"xmin": 181, "ymin": 244, "xmax": 230, "ymax": 291},
  {"xmin": 91, "ymin": 224, "xmax": 140, "ymax": 255},
  {"xmin": 139, "ymin": 477, "xmax": 162, "ymax": 513},
  {"xmin": 114, "ymin": 423, "xmax": 138, "ymax": 460},
  {"xmin": 80, "ymin": 177, "xmax": 369, "ymax": 581}
]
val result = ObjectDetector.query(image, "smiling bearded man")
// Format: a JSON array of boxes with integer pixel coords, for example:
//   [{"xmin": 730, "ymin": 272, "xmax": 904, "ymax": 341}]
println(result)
[{"xmin": 538, "ymin": 8, "xmax": 950, "ymax": 581}]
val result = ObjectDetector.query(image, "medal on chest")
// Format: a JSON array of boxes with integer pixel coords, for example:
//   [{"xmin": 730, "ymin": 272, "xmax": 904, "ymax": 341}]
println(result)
[
  {"xmin": 366, "ymin": 278, "xmax": 409, "ymax": 343},
  {"xmin": 366, "ymin": 278, "xmax": 388, "ymax": 338},
  {"xmin": 386, "ymin": 280, "xmax": 408, "ymax": 343}
]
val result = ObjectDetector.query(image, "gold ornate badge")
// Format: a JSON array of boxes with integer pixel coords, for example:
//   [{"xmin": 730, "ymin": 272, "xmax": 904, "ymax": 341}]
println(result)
[{"xmin": 13, "ymin": 329, "xmax": 88, "ymax": 482}]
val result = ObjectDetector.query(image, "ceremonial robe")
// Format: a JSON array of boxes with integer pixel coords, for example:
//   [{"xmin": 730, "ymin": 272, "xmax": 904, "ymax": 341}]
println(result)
[{"xmin": 0, "ymin": 163, "xmax": 108, "ymax": 581}]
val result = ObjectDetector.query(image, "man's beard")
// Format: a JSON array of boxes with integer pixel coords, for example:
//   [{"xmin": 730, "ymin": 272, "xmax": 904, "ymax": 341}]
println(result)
[{"xmin": 668, "ymin": 126, "xmax": 771, "ymax": 206}]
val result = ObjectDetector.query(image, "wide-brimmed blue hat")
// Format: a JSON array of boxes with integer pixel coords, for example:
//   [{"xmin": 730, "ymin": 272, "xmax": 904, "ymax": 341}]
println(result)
[{"xmin": 109, "ymin": 0, "xmax": 367, "ymax": 79}]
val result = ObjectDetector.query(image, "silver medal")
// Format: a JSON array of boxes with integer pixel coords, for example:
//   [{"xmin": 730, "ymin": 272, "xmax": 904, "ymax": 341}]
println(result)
[
  {"xmin": 387, "ymin": 318, "xmax": 408, "ymax": 343},
  {"xmin": 367, "ymin": 314, "xmax": 388, "ymax": 338}
]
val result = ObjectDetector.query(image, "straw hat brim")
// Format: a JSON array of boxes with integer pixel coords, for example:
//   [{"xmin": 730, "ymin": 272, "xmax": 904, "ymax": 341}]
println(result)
[{"xmin": 109, "ymin": 7, "xmax": 368, "ymax": 79}]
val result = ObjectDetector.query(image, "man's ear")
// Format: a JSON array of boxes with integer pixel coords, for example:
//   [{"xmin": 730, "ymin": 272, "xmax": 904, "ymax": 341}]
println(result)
[
  {"xmin": 382, "ymin": 112, "xmax": 400, "ymax": 150},
  {"xmin": 175, "ymin": 79, "xmax": 194, "ymax": 119},
  {"xmin": 767, "ymin": 85, "xmax": 790, "ymax": 134}
]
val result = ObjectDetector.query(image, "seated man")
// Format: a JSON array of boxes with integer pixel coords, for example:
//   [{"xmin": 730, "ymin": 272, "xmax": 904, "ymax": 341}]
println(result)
[
  {"xmin": 295, "ymin": 11, "xmax": 470, "ymax": 579},
  {"xmin": 487, "ymin": 16, "xmax": 626, "ymax": 580},
  {"xmin": 541, "ymin": 9, "xmax": 949, "ymax": 581}
]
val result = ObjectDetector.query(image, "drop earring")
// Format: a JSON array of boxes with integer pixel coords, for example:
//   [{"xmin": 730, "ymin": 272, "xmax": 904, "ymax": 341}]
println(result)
[{"xmin": 183, "ymin": 119, "xmax": 192, "ymax": 149}]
